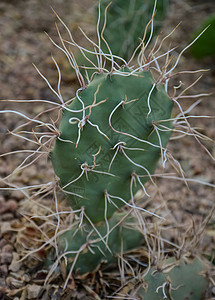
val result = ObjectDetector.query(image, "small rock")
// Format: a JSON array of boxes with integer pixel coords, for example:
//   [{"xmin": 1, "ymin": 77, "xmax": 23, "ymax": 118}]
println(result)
[
  {"xmin": 2, "ymin": 244, "xmax": 13, "ymax": 253},
  {"xmin": 0, "ymin": 222, "xmax": 12, "ymax": 235},
  {"xmin": 9, "ymin": 252, "xmax": 22, "ymax": 272},
  {"xmin": 0, "ymin": 278, "xmax": 7, "ymax": 289},
  {"xmin": 0, "ymin": 238, "xmax": 7, "ymax": 249},
  {"xmin": 0, "ymin": 252, "xmax": 13, "ymax": 264},
  {"xmin": 10, "ymin": 190, "xmax": 24, "ymax": 201},
  {"xmin": 0, "ymin": 200, "xmax": 17, "ymax": 214},
  {"xmin": 1, "ymin": 213, "xmax": 14, "ymax": 221},
  {"xmin": 20, "ymin": 289, "xmax": 28, "ymax": 300},
  {"xmin": 0, "ymin": 264, "xmax": 8, "ymax": 277},
  {"xmin": 6, "ymin": 276, "xmax": 24, "ymax": 289},
  {"xmin": 27, "ymin": 284, "xmax": 42, "ymax": 299},
  {"xmin": 22, "ymin": 274, "xmax": 30, "ymax": 283}
]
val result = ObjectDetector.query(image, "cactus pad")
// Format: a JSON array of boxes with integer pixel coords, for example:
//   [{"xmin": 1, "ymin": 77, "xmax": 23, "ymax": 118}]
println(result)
[
  {"xmin": 190, "ymin": 13, "xmax": 215, "ymax": 59},
  {"xmin": 137, "ymin": 257, "xmax": 208, "ymax": 299},
  {"xmin": 50, "ymin": 69, "xmax": 173, "ymax": 222}
]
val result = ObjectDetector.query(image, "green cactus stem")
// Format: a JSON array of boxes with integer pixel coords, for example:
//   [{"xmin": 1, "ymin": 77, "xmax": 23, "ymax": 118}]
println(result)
[
  {"xmin": 190, "ymin": 13, "xmax": 215, "ymax": 59},
  {"xmin": 47, "ymin": 212, "xmax": 142, "ymax": 275},
  {"xmin": 99, "ymin": 0, "xmax": 168, "ymax": 60},
  {"xmin": 50, "ymin": 68, "xmax": 173, "ymax": 223},
  {"xmin": 137, "ymin": 257, "xmax": 208, "ymax": 300}
]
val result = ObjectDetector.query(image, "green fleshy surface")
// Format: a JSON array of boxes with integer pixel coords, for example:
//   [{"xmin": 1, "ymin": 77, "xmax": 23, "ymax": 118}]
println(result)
[
  {"xmin": 99, "ymin": 0, "xmax": 168, "ymax": 60},
  {"xmin": 50, "ymin": 69, "xmax": 173, "ymax": 222},
  {"xmin": 138, "ymin": 257, "xmax": 208, "ymax": 300},
  {"xmin": 47, "ymin": 212, "xmax": 142, "ymax": 274},
  {"xmin": 190, "ymin": 14, "xmax": 215, "ymax": 59}
]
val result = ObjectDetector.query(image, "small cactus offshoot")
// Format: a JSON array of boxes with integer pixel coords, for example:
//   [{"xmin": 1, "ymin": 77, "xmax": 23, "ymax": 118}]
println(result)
[{"xmin": 137, "ymin": 257, "xmax": 208, "ymax": 300}]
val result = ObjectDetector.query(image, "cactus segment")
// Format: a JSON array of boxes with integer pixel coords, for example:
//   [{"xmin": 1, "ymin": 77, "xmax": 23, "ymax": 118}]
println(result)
[
  {"xmin": 77, "ymin": 0, "xmax": 168, "ymax": 80},
  {"xmin": 50, "ymin": 212, "xmax": 142, "ymax": 274},
  {"xmin": 190, "ymin": 13, "xmax": 215, "ymax": 59},
  {"xmin": 50, "ymin": 69, "xmax": 173, "ymax": 222},
  {"xmin": 137, "ymin": 257, "xmax": 208, "ymax": 300},
  {"xmin": 99, "ymin": 0, "xmax": 168, "ymax": 60}
]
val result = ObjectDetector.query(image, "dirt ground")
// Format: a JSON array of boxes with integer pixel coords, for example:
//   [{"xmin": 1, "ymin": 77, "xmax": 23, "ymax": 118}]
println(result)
[{"xmin": 0, "ymin": 0, "xmax": 215, "ymax": 299}]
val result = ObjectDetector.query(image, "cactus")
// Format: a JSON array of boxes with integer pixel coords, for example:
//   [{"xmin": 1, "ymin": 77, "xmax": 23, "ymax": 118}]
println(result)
[
  {"xmin": 1, "ymin": 0, "xmax": 214, "ymax": 296},
  {"xmin": 50, "ymin": 69, "xmax": 173, "ymax": 223},
  {"xmin": 76, "ymin": 0, "xmax": 168, "ymax": 80},
  {"xmin": 47, "ymin": 212, "xmax": 142, "ymax": 274},
  {"xmin": 99, "ymin": 0, "xmax": 168, "ymax": 60},
  {"xmin": 137, "ymin": 257, "xmax": 208, "ymax": 299},
  {"xmin": 190, "ymin": 13, "xmax": 215, "ymax": 59},
  {"xmin": 48, "ymin": 66, "xmax": 173, "ymax": 274}
]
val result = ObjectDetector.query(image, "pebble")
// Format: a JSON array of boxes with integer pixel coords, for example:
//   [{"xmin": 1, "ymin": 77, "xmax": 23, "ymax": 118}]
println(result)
[
  {"xmin": 0, "ymin": 199, "xmax": 17, "ymax": 214},
  {"xmin": 1, "ymin": 213, "xmax": 14, "ymax": 221},
  {"xmin": 2, "ymin": 244, "xmax": 13, "ymax": 253},
  {"xmin": 0, "ymin": 239, "xmax": 13, "ymax": 267},
  {"xmin": 0, "ymin": 278, "xmax": 6, "ymax": 293},
  {"xmin": 10, "ymin": 190, "xmax": 24, "ymax": 201},
  {"xmin": 0, "ymin": 264, "xmax": 8, "ymax": 277},
  {"xmin": 27, "ymin": 284, "xmax": 42, "ymax": 299},
  {"xmin": 6, "ymin": 276, "xmax": 24, "ymax": 289},
  {"xmin": 9, "ymin": 252, "xmax": 22, "ymax": 272},
  {"xmin": 0, "ymin": 252, "xmax": 13, "ymax": 264},
  {"xmin": 0, "ymin": 238, "xmax": 7, "ymax": 249},
  {"xmin": 0, "ymin": 222, "xmax": 12, "ymax": 235}
]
